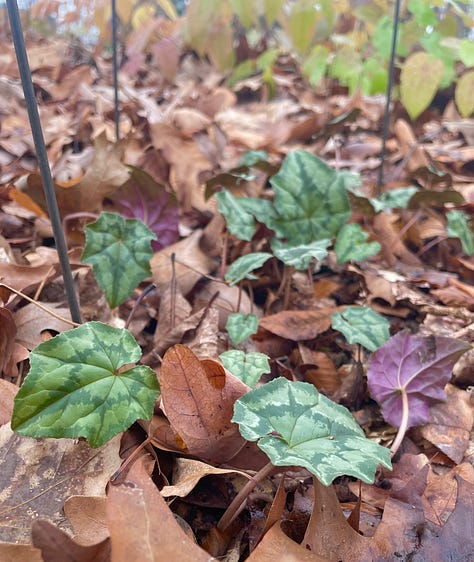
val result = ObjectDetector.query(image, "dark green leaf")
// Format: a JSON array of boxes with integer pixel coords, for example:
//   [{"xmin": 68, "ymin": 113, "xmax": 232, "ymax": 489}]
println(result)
[
  {"xmin": 81, "ymin": 212, "xmax": 156, "ymax": 309},
  {"xmin": 233, "ymin": 377, "xmax": 392, "ymax": 485},
  {"xmin": 11, "ymin": 322, "xmax": 160, "ymax": 448},
  {"xmin": 335, "ymin": 223, "xmax": 381, "ymax": 264},
  {"xmin": 225, "ymin": 252, "xmax": 273, "ymax": 285},
  {"xmin": 270, "ymin": 150, "xmax": 354, "ymax": 244},
  {"xmin": 216, "ymin": 190, "xmax": 256, "ymax": 241},
  {"xmin": 331, "ymin": 306, "xmax": 390, "ymax": 352}
]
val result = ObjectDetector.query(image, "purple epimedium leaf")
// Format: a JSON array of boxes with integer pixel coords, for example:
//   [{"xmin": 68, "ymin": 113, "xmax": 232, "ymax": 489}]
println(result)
[
  {"xmin": 111, "ymin": 166, "xmax": 179, "ymax": 251},
  {"xmin": 367, "ymin": 331, "xmax": 470, "ymax": 429}
]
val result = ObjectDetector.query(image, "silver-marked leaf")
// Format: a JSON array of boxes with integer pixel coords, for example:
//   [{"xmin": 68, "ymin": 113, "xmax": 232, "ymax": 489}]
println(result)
[
  {"xmin": 226, "ymin": 313, "xmax": 259, "ymax": 345},
  {"xmin": 446, "ymin": 210, "xmax": 474, "ymax": 256},
  {"xmin": 367, "ymin": 331, "xmax": 471, "ymax": 428},
  {"xmin": 271, "ymin": 239, "xmax": 330, "ymax": 270},
  {"xmin": 370, "ymin": 186, "xmax": 419, "ymax": 212},
  {"xmin": 331, "ymin": 306, "xmax": 390, "ymax": 352},
  {"xmin": 335, "ymin": 223, "xmax": 381, "ymax": 264},
  {"xmin": 81, "ymin": 212, "xmax": 156, "ymax": 308},
  {"xmin": 225, "ymin": 252, "xmax": 272, "ymax": 286},
  {"xmin": 216, "ymin": 190, "xmax": 256, "ymax": 241},
  {"xmin": 238, "ymin": 150, "xmax": 269, "ymax": 167},
  {"xmin": 233, "ymin": 377, "xmax": 392, "ymax": 485},
  {"xmin": 220, "ymin": 350, "xmax": 270, "ymax": 387},
  {"xmin": 270, "ymin": 150, "xmax": 355, "ymax": 244},
  {"xmin": 11, "ymin": 322, "xmax": 160, "ymax": 448}
]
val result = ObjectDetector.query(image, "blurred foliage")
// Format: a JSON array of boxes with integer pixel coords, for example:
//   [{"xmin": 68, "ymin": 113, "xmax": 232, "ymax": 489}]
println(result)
[{"xmin": 19, "ymin": 0, "xmax": 474, "ymax": 118}]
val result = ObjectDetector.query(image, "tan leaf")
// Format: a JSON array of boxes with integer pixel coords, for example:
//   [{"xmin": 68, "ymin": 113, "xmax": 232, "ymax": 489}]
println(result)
[
  {"xmin": 160, "ymin": 344, "xmax": 248, "ymax": 463},
  {"xmin": 259, "ymin": 308, "xmax": 339, "ymax": 341},
  {"xmin": 14, "ymin": 302, "xmax": 72, "ymax": 349},
  {"xmin": 106, "ymin": 455, "xmax": 215, "ymax": 562},
  {"xmin": 0, "ymin": 307, "xmax": 16, "ymax": 375},
  {"xmin": 63, "ymin": 496, "xmax": 109, "ymax": 546},
  {"xmin": 0, "ymin": 379, "xmax": 18, "ymax": 426}
]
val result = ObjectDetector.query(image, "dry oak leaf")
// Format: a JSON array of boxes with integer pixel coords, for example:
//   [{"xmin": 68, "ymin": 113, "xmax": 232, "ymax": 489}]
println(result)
[
  {"xmin": 106, "ymin": 455, "xmax": 215, "ymax": 562},
  {"xmin": 160, "ymin": 344, "xmax": 248, "ymax": 463}
]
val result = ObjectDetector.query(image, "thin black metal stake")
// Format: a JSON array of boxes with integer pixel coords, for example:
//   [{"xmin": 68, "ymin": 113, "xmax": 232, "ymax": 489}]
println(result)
[
  {"xmin": 6, "ymin": 0, "xmax": 82, "ymax": 324},
  {"xmin": 111, "ymin": 0, "xmax": 120, "ymax": 141},
  {"xmin": 377, "ymin": 0, "xmax": 402, "ymax": 195}
]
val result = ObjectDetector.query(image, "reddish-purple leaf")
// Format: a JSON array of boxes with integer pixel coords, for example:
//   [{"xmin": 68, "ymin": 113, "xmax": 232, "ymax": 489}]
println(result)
[
  {"xmin": 111, "ymin": 166, "xmax": 179, "ymax": 251},
  {"xmin": 367, "ymin": 331, "xmax": 470, "ymax": 428}
]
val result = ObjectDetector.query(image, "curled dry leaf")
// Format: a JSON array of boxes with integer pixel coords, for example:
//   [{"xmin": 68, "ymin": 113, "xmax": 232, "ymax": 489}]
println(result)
[
  {"xmin": 259, "ymin": 308, "xmax": 339, "ymax": 342},
  {"xmin": 160, "ymin": 344, "xmax": 249, "ymax": 463}
]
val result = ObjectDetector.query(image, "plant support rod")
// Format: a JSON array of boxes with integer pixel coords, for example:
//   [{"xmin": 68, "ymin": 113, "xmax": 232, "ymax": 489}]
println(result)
[
  {"xmin": 6, "ymin": 0, "xmax": 82, "ymax": 324},
  {"xmin": 111, "ymin": 0, "xmax": 120, "ymax": 141},
  {"xmin": 377, "ymin": 0, "xmax": 402, "ymax": 194}
]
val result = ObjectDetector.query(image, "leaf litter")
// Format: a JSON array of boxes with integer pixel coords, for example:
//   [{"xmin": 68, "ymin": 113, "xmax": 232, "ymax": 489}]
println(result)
[{"xmin": 0, "ymin": 24, "xmax": 473, "ymax": 562}]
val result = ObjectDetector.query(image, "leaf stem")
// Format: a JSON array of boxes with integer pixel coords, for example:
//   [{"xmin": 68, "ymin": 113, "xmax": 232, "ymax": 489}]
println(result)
[
  {"xmin": 390, "ymin": 388, "xmax": 409, "ymax": 457},
  {"xmin": 217, "ymin": 460, "xmax": 276, "ymax": 532}
]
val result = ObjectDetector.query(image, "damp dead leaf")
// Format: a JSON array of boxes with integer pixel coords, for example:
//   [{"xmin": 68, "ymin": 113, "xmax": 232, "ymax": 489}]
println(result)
[
  {"xmin": 0, "ymin": 426, "xmax": 121, "ymax": 544},
  {"xmin": 106, "ymin": 455, "xmax": 215, "ymax": 562},
  {"xmin": 160, "ymin": 344, "xmax": 248, "ymax": 463}
]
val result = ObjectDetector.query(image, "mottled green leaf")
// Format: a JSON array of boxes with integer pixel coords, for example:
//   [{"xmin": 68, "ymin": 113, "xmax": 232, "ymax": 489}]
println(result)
[
  {"xmin": 216, "ymin": 190, "xmax": 256, "ymax": 241},
  {"xmin": 233, "ymin": 377, "xmax": 392, "ymax": 485},
  {"xmin": 220, "ymin": 350, "xmax": 270, "ymax": 387},
  {"xmin": 335, "ymin": 223, "xmax": 381, "ymax": 264},
  {"xmin": 271, "ymin": 239, "xmax": 330, "ymax": 270},
  {"xmin": 407, "ymin": 0, "xmax": 437, "ymax": 27},
  {"xmin": 11, "ymin": 322, "xmax": 160, "ymax": 448},
  {"xmin": 270, "ymin": 150, "xmax": 354, "ymax": 244},
  {"xmin": 447, "ymin": 210, "xmax": 474, "ymax": 255},
  {"xmin": 370, "ymin": 186, "xmax": 419, "ymax": 212},
  {"xmin": 225, "ymin": 252, "xmax": 272, "ymax": 286},
  {"xmin": 400, "ymin": 52, "xmax": 444, "ymax": 120},
  {"xmin": 455, "ymin": 71, "xmax": 474, "ymax": 118},
  {"xmin": 331, "ymin": 306, "xmax": 390, "ymax": 352},
  {"xmin": 226, "ymin": 313, "xmax": 259, "ymax": 345},
  {"xmin": 238, "ymin": 150, "xmax": 269, "ymax": 167},
  {"xmin": 459, "ymin": 39, "xmax": 474, "ymax": 67},
  {"xmin": 81, "ymin": 212, "xmax": 156, "ymax": 309}
]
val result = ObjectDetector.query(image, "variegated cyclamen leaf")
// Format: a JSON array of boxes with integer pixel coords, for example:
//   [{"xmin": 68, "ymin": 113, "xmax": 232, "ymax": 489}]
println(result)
[
  {"xmin": 11, "ymin": 322, "xmax": 160, "ymax": 448},
  {"xmin": 233, "ymin": 378, "xmax": 392, "ymax": 485},
  {"xmin": 271, "ymin": 238, "xmax": 331, "ymax": 270},
  {"xmin": 226, "ymin": 313, "xmax": 259, "ymax": 346},
  {"xmin": 335, "ymin": 223, "xmax": 381, "ymax": 264},
  {"xmin": 369, "ymin": 186, "xmax": 419, "ymax": 212},
  {"xmin": 225, "ymin": 252, "xmax": 272, "ymax": 286},
  {"xmin": 446, "ymin": 210, "xmax": 474, "ymax": 256},
  {"xmin": 219, "ymin": 350, "xmax": 270, "ymax": 387},
  {"xmin": 216, "ymin": 190, "xmax": 256, "ymax": 241},
  {"xmin": 331, "ymin": 306, "xmax": 390, "ymax": 352},
  {"xmin": 367, "ymin": 331, "xmax": 471, "ymax": 428},
  {"xmin": 82, "ymin": 212, "xmax": 156, "ymax": 308},
  {"xmin": 270, "ymin": 150, "xmax": 355, "ymax": 244}
]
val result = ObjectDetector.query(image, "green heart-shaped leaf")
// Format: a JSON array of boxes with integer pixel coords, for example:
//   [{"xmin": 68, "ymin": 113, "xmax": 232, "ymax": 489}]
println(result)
[
  {"xmin": 226, "ymin": 313, "xmax": 259, "ymax": 346},
  {"xmin": 11, "ymin": 322, "xmax": 160, "ymax": 448},
  {"xmin": 216, "ymin": 190, "xmax": 256, "ymax": 242},
  {"xmin": 271, "ymin": 239, "xmax": 330, "ymax": 270},
  {"xmin": 270, "ymin": 150, "xmax": 355, "ymax": 244},
  {"xmin": 335, "ymin": 223, "xmax": 381, "ymax": 264},
  {"xmin": 446, "ymin": 210, "xmax": 474, "ymax": 256},
  {"xmin": 331, "ymin": 306, "xmax": 390, "ymax": 352},
  {"xmin": 220, "ymin": 350, "xmax": 270, "ymax": 387},
  {"xmin": 225, "ymin": 252, "xmax": 272, "ymax": 286},
  {"xmin": 81, "ymin": 212, "xmax": 156, "ymax": 308},
  {"xmin": 233, "ymin": 377, "xmax": 391, "ymax": 485}
]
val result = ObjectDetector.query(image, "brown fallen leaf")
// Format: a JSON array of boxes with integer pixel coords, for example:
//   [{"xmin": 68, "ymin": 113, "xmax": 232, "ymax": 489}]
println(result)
[
  {"xmin": 420, "ymin": 384, "xmax": 473, "ymax": 464},
  {"xmin": 248, "ymin": 522, "xmax": 329, "ymax": 562},
  {"xmin": 31, "ymin": 519, "xmax": 110, "ymax": 562},
  {"xmin": 0, "ymin": 542, "xmax": 43, "ymax": 562},
  {"xmin": 160, "ymin": 345, "xmax": 248, "ymax": 463},
  {"xmin": 106, "ymin": 455, "xmax": 215, "ymax": 562},
  {"xmin": 259, "ymin": 308, "xmax": 339, "ymax": 341},
  {"xmin": 0, "ymin": 426, "xmax": 120, "ymax": 544},
  {"xmin": 0, "ymin": 379, "xmax": 18, "ymax": 426},
  {"xmin": 14, "ymin": 302, "xmax": 72, "ymax": 349},
  {"xmin": 0, "ymin": 307, "xmax": 16, "ymax": 375},
  {"xmin": 63, "ymin": 496, "xmax": 109, "ymax": 546},
  {"xmin": 160, "ymin": 457, "xmax": 250, "ymax": 498}
]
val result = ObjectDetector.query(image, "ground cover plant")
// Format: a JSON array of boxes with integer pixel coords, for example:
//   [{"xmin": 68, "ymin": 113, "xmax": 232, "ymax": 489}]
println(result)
[{"xmin": 0, "ymin": 1, "xmax": 474, "ymax": 561}]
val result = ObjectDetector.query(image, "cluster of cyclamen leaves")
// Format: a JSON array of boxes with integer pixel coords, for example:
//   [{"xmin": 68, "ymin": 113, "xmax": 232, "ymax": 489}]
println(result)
[
  {"xmin": 367, "ymin": 331, "xmax": 471, "ymax": 428},
  {"xmin": 216, "ymin": 150, "xmax": 380, "ymax": 266}
]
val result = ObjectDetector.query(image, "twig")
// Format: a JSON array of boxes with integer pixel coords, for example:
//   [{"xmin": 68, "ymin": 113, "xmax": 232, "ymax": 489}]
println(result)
[{"xmin": 1, "ymin": 283, "xmax": 80, "ymax": 327}]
